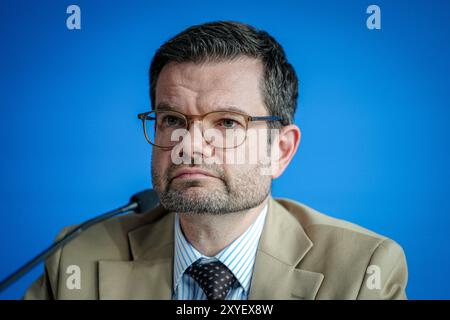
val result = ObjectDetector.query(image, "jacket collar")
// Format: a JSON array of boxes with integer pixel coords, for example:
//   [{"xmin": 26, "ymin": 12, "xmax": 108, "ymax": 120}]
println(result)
[
  {"xmin": 248, "ymin": 196, "xmax": 324, "ymax": 299},
  {"xmin": 98, "ymin": 205, "xmax": 175, "ymax": 299}
]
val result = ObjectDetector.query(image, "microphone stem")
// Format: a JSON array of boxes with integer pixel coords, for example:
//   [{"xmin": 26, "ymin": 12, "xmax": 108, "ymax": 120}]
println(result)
[{"xmin": 0, "ymin": 201, "xmax": 138, "ymax": 292}]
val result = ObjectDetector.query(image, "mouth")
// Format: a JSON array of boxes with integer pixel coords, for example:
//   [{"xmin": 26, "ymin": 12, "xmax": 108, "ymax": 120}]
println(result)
[
  {"xmin": 171, "ymin": 169, "xmax": 219, "ymax": 182},
  {"xmin": 173, "ymin": 173, "xmax": 217, "ymax": 180}
]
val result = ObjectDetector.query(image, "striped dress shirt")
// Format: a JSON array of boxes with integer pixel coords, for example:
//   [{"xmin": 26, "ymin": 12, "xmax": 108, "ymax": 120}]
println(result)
[{"xmin": 172, "ymin": 203, "xmax": 268, "ymax": 300}]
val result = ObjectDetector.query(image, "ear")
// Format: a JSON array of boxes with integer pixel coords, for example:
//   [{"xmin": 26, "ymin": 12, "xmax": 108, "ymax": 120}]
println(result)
[{"xmin": 270, "ymin": 124, "xmax": 301, "ymax": 179}]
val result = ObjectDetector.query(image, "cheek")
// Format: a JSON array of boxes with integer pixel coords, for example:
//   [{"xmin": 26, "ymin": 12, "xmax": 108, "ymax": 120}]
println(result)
[
  {"xmin": 215, "ymin": 141, "xmax": 257, "ymax": 166},
  {"xmin": 234, "ymin": 130, "xmax": 270, "ymax": 165},
  {"xmin": 152, "ymin": 148, "xmax": 172, "ymax": 174}
]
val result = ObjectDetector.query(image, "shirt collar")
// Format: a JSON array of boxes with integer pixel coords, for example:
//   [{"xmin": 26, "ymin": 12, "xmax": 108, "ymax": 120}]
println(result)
[{"xmin": 173, "ymin": 203, "xmax": 268, "ymax": 294}]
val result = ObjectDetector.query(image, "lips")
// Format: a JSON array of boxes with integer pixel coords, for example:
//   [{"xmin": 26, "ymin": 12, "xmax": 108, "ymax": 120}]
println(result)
[{"xmin": 171, "ymin": 168, "xmax": 218, "ymax": 181}]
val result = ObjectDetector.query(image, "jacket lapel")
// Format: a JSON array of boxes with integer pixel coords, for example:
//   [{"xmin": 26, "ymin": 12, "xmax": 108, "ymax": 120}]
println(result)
[
  {"xmin": 98, "ymin": 207, "xmax": 175, "ymax": 299},
  {"xmin": 248, "ymin": 197, "xmax": 324, "ymax": 299}
]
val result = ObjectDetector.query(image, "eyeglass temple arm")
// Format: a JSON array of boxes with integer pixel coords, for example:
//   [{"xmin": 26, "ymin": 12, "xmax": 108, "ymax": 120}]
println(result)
[
  {"xmin": 249, "ymin": 116, "xmax": 282, "ymax": 122},
  {"xmin": 138, "ymin": 113, "xmax": 156, "ymax": 120}
]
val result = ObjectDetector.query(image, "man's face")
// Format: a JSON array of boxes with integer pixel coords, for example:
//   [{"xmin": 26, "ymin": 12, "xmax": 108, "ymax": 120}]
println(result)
[{"xmin": 151, "ymin": 57, "xmax": 272, "ymax": 215}]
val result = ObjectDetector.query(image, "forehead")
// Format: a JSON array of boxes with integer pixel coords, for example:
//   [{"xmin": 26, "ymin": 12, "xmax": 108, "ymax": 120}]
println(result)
[{"xmin": 154, "ymin": 57, "xmax": 267, "ymax": 115}]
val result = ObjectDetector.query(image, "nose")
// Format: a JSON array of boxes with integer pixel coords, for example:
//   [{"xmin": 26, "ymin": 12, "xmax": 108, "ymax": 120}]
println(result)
[{"xmin": 175, "ymin": 120, "xmax": 213, "ymax": 163}]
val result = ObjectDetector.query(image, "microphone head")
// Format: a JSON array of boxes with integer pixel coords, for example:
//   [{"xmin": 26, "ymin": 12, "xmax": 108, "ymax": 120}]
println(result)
[{"xmin": 130, "ymin": 189, "xmax": 160, "ymax": 214}]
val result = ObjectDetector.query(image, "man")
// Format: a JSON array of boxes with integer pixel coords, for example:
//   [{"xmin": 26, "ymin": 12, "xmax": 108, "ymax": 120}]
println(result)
[{"xmin": 24, "ymin": 21, "xmax": 408, "ymax": 300}]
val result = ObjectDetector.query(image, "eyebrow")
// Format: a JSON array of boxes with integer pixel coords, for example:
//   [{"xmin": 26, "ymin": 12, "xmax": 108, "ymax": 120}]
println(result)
[
  {"xmin": 155, "ymin": 102, "xmax": 181, "ymax": 112},
  {"xmin": 155, "ymin": 102, "xmax": 249, "ymax": 115}
]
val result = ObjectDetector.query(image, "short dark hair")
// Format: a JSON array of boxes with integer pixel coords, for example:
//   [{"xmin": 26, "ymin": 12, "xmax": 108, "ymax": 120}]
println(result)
[{"xmin": 149, "ymin": 21, "xmax": 298, "ymax": 128}]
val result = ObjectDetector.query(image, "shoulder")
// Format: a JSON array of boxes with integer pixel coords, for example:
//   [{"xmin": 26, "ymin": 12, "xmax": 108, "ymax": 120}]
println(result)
[
  {"xmin": 273, "ymin": 197, "xmax": 406, "ymax": 264},
  {"xmin": 272, "ymin": 197, "xmax": 408, "ymax": 299},
  {"xmin": 275, "ymin": 197, "xmax": 389, "ymax": 242},
  {"xmin": 50, "ymin": 204, "xmax": 171, "ymax": 264}
]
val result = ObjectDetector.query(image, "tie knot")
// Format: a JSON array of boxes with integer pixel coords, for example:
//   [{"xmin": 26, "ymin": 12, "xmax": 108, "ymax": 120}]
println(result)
[{"xmin": 185, "ymin": 260, "xmax": 237, "ymax": 300}]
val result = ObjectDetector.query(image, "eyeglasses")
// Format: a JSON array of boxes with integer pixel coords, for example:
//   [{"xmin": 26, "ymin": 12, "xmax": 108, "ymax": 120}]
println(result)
[{"xmin": 137, "ymin": 109, "xmax": 282, "ymax": 149}]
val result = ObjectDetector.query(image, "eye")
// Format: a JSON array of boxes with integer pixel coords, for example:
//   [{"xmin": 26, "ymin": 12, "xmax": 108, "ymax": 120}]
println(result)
[
  {"xmin": 162, "ymin": 115, "xmax": 184, "ymax": 127},
  {"xmin": 218, "ymin": 118, "xmax": 239, "ymax": 129}
]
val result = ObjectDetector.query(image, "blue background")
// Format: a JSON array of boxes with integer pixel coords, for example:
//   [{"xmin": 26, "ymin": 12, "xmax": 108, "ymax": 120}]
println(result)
[{"xmin": 1, "ymin": 0, "xmax": 449, "ymax": 299}]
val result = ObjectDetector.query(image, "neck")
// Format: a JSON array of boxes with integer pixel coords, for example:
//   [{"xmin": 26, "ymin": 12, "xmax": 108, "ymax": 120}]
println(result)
[{"xmin": 178, "ymin": 195, "xmax": 269, "ymax": 257}]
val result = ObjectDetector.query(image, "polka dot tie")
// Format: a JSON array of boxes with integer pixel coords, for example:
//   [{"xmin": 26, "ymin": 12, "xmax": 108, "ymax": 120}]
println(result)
[{"xmin": 185, "ymin": 260, "xmax": 237, "ymax": 300}]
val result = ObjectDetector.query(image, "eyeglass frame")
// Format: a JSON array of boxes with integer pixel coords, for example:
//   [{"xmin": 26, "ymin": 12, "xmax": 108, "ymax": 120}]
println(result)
[{"xmin": 137, "ymin": 109, "xmax": 282, "ymax": 149}]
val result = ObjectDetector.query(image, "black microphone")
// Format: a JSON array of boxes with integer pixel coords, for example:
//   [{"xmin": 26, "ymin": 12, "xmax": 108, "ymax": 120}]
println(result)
[{"xmin": 0, "ymin": 189, "xmax": 160, "ymax": 292}]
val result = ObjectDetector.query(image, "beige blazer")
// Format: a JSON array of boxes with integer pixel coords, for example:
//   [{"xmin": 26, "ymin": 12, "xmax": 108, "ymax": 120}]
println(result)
[{"xmin": 23, "ymin": 196, "xmax": 408, "ymax": 299}]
